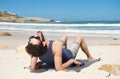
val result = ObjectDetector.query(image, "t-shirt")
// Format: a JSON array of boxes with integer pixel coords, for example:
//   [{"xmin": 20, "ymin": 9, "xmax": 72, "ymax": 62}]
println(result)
[{"xmin": 39, "ymin": 40, "xmax": 73, "ymax": 67}]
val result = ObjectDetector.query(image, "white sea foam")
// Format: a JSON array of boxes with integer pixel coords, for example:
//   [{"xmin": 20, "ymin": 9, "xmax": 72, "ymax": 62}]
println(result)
[
  {"xmin": 0, "ymin": 22, "xmax": 120, "ymax": 37},
  {"xmin": 0, "ymin": 22, "xmax": 120, "ymax": 26}
]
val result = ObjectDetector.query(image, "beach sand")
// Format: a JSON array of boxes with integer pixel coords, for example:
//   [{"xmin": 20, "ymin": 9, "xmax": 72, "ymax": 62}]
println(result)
[{"xmin": 0, "ymin": 30, "xmax": 120, "ymax": 79}]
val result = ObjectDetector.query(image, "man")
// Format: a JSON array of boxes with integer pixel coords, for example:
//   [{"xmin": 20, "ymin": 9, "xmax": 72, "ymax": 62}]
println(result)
[{"xmin": 25, "ymin": 31, "xmax": 94, "ymax": 71}]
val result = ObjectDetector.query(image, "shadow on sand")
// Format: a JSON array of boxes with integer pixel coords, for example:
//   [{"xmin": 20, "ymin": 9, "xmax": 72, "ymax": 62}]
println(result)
[
  {"xmin": 24, "ymin": 58, "xmax": 101, "ymax": 73},
  {"xmin": 67, "ymin": 58, "xmax": 101, "ymax": 72}
]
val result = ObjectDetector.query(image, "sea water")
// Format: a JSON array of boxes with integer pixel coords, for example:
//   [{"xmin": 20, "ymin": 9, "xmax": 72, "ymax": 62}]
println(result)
[{"xmin": 0, "ymin": 21, "xmax": 120, "ymax": 37}]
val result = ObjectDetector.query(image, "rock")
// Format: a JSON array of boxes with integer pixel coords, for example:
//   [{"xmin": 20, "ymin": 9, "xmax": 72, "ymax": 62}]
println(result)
[
  {"xmin": 0, "ymin": 32, "xmax": 12, "ymax": 36},
  {"xmin": 16, "ymin": 44, "xmax": 27, "ymax": 53},
  {"xmin": 0, "ymin": 44, "xmax": 7, "ymax": 49},
  {"xmin": 0, "ymin": 10, "xmax": 55, "ymax": 23},
  {"xmin": 98, "ymin": 64, "xmax": 120, "ymax": 76}
]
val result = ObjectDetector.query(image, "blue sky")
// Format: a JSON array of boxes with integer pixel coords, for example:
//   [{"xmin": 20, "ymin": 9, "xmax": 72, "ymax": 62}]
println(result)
[{"xmin": 0, "ymin": 0, "xmax": 120, "ymax": 21}]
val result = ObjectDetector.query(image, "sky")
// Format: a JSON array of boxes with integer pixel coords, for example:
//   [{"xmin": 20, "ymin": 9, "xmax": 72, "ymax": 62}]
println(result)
[{"xmin": 0, "ymin": 0, "xmax": 120, "ymax": 21}]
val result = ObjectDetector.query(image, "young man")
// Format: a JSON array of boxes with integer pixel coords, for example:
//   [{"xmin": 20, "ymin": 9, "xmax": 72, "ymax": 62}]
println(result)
[{"xmin": 25, "ymin": 31, "xmax": 94, "ymax": 71}]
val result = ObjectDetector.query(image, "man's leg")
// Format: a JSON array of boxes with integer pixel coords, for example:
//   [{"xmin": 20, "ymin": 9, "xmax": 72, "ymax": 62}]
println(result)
[
  {"xmin": 75, "ymin": 36, "xmax": 94, "ymax": 61},
  {"xmin": 58, "ymin": 34, "xmax": 68, "ymax": 48}
]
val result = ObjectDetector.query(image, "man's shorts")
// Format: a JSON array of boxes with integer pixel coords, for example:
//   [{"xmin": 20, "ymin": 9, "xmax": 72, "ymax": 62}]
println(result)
[{"xmin": 58, "ymin": 40, "xmax": 80, "ymax": 58}]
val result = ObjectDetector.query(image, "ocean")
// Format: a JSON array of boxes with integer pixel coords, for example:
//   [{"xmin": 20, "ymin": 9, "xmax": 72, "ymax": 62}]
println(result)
[{"xmin": 0, "ymin": 21, "xmax": 120, "ymax": 37}]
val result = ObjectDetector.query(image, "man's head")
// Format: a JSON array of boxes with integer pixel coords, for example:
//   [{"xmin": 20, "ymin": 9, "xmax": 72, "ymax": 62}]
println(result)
[{"xmin": 25, "ymin": 31, "xmax": 47, "ymax": 57}]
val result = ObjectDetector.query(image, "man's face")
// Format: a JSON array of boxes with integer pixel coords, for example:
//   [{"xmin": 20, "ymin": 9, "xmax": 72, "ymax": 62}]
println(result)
[{"xmin": 29, "ymin": 36, "xmax": 41, "ymax": 45}]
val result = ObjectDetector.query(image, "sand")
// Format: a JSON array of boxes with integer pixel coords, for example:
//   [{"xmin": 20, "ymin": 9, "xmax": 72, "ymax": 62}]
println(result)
[{"xmin": 0, "ymin": 30, "xmax": 120, "ymax": 79}]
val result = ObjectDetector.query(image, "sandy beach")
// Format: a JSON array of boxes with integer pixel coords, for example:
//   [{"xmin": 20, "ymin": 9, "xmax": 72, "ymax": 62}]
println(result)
[{"xmin": 0, "ymin": 30, "xmax": 120, "ymax": 79}]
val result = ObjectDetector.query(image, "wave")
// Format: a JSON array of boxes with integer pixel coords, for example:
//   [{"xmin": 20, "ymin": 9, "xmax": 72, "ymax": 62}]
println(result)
[
  {"xmin": 0, "ymin": 22, "xmax": 120, "ymax": 37},
  {"xmin": 1, "ymin": 27, "xmax": 120, "ymax": 37},
  {"xmin": 0, "ymin": 27, "xmax": 120, "ymax": 34},
  {"xmin": 0, "ymin": 22, "xmax": 120, "ymax": 26}
]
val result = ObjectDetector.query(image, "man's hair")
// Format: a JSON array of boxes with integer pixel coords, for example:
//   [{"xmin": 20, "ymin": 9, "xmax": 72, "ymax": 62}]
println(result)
[{"xmin": 25, "ymin": 43, "xmax": 47, "ymax": 57}]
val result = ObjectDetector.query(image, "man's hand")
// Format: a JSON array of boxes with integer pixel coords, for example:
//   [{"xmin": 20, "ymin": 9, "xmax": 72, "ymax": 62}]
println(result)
[
  {"xmin": 35, "ymin": 61, "xmax": 43, "ymax": 69},
  {"xmin": 73, "ymin": 59, "xmax": 84, "ymax": 66}
]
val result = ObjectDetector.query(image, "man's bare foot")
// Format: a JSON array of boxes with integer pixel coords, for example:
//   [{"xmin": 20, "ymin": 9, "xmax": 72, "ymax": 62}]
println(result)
[{"xmin": 87, "ymin": 56, "xmax": 95, "ymax": 61}]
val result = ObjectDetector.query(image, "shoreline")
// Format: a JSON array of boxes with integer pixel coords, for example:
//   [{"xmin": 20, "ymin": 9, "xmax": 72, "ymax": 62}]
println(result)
[
  {"xmin": 1, "ymin": 21, "xmax": 120, "ymax": 38},
  {"xmin": 0, "ymin": 30, "xmax": 120, "ymax": 50}
]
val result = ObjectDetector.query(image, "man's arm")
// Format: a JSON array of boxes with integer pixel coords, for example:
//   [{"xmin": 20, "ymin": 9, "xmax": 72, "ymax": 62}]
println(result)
[
  {"xmin": 30, "ymin": 56, "xmax": 38, "ymax": 71},
  {"xmin": 53, "ymin": 42, "xmax": 81, "ymax": 71}
]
